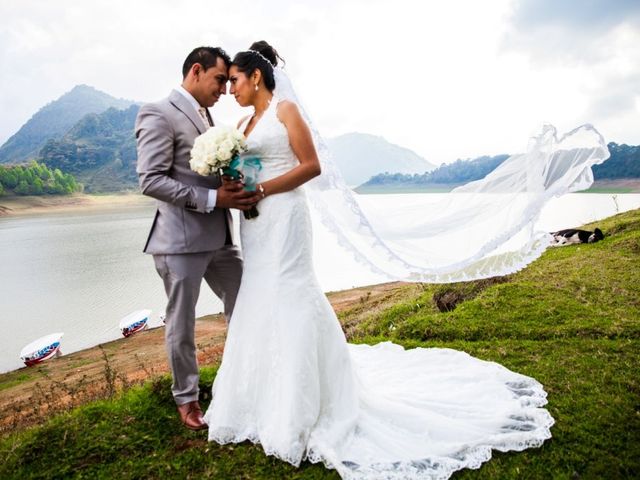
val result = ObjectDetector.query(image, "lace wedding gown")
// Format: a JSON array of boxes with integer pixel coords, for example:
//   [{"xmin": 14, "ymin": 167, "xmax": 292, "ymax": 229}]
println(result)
[{"xmin": 204, "ymin": 98, "xmax": 554, "ymax": 479}]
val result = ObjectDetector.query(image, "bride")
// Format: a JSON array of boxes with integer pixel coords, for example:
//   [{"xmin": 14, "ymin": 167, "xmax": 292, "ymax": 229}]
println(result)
[{"xmin": 204, "ymin": 41, "xmax": 561, "ymax": 479}]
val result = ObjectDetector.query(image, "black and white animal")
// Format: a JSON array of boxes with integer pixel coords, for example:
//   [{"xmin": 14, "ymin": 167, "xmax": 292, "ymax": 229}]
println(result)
[{"xmin": 550, "ymin": 227, "xmax": 604, "ymax": 246}]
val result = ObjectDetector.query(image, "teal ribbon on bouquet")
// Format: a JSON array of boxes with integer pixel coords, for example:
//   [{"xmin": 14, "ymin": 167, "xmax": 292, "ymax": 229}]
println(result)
[{"xmin": 222, "ymin": 155, "xmax": 262, "ymax": 219}]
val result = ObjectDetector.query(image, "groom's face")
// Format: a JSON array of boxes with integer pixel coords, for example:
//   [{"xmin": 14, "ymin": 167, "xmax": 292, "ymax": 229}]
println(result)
[{"xmin": 193, "ymin": 57, "xmax": 229, "ymax": 107}]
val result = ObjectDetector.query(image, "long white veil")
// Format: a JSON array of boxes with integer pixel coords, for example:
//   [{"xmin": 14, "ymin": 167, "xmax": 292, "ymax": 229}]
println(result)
[{"xmin": 274, "ymin": 68, "xmax": 611, "ymax": 283}]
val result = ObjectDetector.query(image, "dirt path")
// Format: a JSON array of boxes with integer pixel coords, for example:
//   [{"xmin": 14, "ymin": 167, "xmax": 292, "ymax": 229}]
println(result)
[{"xmin": 0, "ymin": 282, "xmax": 410, "ymax": 434}]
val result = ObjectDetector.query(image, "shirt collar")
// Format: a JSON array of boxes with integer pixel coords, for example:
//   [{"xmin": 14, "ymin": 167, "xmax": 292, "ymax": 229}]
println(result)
[{"xmin": 176, "ymin": 85, "xmax": 203, "ymax": 115}]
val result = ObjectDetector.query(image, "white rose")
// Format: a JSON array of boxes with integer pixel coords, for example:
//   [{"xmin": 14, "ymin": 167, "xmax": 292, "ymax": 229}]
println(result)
[
  {"xmin": 222, "ymin": 138, "xmax": 235, "ymax": 154},
  {"xmin": 189, "ymin": 156, "xmax": 209, "ymax": 176},
  {"xmin": 202, "ymin": 151, "xmax": 214, "ymax": 167},
  {"xmin": 217, "ymin": 147, "xmax": 232, "ymax": 162}
]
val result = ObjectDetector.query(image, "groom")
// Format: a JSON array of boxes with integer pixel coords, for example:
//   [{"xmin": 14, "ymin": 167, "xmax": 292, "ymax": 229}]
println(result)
[{"xmin": 135, "ymin": 47, "xmax": 259, "ymax": 430}]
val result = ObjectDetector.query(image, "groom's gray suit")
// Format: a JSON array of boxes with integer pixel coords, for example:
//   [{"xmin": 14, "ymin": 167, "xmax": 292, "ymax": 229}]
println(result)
[{"xmin": 135, "ymin": 90, "xmax": 242, "ymax": 405}]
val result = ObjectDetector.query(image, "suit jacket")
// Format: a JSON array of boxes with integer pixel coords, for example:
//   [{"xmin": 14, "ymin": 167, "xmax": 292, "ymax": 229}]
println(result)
[{"xmin": 135, "ymin": 90, "xmax": 232, "ymax": 254}]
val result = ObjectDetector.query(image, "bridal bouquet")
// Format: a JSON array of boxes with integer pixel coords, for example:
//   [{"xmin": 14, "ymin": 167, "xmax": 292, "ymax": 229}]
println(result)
[
  {"xmin": 190, "ymin": 125, "xmax": 262, "ymax": 219},
  {"xmin": 189, "ymin": 125, "xmax": 247, "ymax": 176}
]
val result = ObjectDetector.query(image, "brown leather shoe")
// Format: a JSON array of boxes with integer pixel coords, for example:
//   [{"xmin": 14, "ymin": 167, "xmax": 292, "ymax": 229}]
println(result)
[{"xmin": 176, "ymin": 401, "xmax": 207, "ymax": 431}]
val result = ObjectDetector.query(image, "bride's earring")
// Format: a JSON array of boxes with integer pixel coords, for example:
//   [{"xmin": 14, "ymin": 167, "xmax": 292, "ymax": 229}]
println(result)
[{"xmin": 254, "ymin": 84, "xmax": 259, "ymax": 91}]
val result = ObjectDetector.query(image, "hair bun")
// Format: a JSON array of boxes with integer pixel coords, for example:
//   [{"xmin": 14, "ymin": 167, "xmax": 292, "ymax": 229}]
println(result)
[{"xmin": 249, "ymin": 40, "xmax": 283, "ymax": 67}]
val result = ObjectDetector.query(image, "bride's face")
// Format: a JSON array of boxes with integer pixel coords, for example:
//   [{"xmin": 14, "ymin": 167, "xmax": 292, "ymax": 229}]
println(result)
[{"xmin": 229, "ymin": 65, "xmax": 255, "ymax": 107}]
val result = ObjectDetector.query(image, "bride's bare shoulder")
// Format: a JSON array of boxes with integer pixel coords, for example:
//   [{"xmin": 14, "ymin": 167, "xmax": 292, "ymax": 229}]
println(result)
[{"xmin": 275, "ymin": 100, "xmax": 301, "ymax": 123}]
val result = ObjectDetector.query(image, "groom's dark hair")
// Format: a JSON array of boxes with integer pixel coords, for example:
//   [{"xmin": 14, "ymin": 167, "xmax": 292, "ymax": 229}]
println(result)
[{"xmin": 182, "ymin": 47, "xmax": 231, "ymax": 79}]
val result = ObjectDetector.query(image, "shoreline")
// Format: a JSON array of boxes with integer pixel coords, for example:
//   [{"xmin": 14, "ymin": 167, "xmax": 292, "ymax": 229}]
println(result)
[
  {"xmin": 0, "ymin": 281, "xmax": 412, "ymax": 433},
  {"xmin": 1, "ymin": 179, "xmax": 639, "ymax": 218},
  {"xmin": 578, "ymin": 178, "xmax": 640, "ymax": 193},
  {"xmin": 0, "ymin": 193, "xmax": 155, "ymax": 217},
  {"xmin": 355, "ymin": 178, "xmax": 640, "ymax": 194}
]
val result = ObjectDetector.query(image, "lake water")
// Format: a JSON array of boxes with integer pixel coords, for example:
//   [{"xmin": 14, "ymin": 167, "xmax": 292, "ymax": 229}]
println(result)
[{"xmin": 1, "ymin": 193, "xmax": 639, "ymax": 373}]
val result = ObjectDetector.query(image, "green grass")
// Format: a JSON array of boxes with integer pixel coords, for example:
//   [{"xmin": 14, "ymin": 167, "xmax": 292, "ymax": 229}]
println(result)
[
  {"xmin": 0, "ymin": 373, "xmax": 35, "ymax": 392},
  {"xmin": 579, "ymin": 186, "xmax": 634, "ymax": 193},
  {"xmin": 0, "ymin": 371, "xmax": 333, "ymax": 480},
  {"xmin": 1, "ymin": 209, "xmax": 639, "ymax": 479}
]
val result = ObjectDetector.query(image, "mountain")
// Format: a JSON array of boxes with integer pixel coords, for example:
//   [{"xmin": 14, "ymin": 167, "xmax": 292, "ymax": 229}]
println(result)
[
  {"xmin": 326, "ymin": 133, "xmax": 435, "ymax": 186},
  {"xmin": 39, "ymin": 105, "xmax": 140, "ymax": 193},
  {"xmin": 592, "ymin": 143, "xmax": 640, "ymax": 179},
  {"xmin": 362, "ymin": 154, "xmax": 510, "ymax": 189},
  {"xmin": 0, "ymin": 85, "xmax": 135, "ymax": 164},
  {"xmin": 43, "ymin": 126, "xmax": 438, "ymax": 193},
  {"xmin": 8, "ymin": 85, "xmax": 636, "ymax": 194},
  {"xmin": 359, "ymin": 143, "xmax": 640, "ymax": 190}
]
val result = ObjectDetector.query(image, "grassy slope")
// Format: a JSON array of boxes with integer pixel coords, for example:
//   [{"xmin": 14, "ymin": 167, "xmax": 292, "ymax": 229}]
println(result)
[{"xmin": 1, "ymin": 209, "xmax": 639, "ymax": 479}]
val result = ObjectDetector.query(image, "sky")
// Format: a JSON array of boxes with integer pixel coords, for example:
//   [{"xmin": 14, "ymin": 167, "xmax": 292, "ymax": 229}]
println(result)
[{"xmin": 1, "ymin": 0, "xmax": 639, "ymax": 164}]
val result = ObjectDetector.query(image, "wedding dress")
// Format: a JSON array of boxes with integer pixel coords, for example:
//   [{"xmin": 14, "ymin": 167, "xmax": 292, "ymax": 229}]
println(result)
[{"xmin": 204, "ymin": 96, "xmax": 555, "ymax": 479}]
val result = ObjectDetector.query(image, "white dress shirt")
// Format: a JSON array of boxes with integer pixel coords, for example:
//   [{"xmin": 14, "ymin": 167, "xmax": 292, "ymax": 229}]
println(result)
[{"xmin": 176, "ymin": 86, "xmax": 217, "ymax": 211}]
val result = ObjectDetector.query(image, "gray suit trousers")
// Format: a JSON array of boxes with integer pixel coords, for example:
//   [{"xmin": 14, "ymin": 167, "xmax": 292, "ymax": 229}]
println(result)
[{"xmin": 153, "ymin": 246, "xmax": 242, "ymax": 404}]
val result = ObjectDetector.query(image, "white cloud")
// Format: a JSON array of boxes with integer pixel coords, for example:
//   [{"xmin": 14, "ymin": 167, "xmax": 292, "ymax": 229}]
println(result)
[
  {"xmin": 0, "ymin": 0, "xmax": 638, "ymax": 164},
  {"xmin": 501, "ymin": 0, "xmax": 640, "ymax": 154}
]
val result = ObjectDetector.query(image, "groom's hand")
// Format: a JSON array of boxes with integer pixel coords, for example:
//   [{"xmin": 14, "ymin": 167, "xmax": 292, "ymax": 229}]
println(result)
[{"xmin": 217, "ymin": 181, "xmax": 262, "ymax": 211}]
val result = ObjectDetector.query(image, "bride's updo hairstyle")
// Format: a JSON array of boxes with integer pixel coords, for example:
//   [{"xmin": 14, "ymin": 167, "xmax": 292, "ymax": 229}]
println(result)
[{"xmin": 232, "ymin": 41, "xmax": 285, "ymax": 92}]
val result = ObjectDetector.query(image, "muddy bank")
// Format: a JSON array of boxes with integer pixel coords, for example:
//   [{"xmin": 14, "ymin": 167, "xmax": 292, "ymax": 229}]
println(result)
[
  {"xmin": 0, "ymin": 193, "xmax": 154, "ymax": 217},
  {"xmin": 0, "ymin": 281, "xmax": 411, "ymax": 434}
]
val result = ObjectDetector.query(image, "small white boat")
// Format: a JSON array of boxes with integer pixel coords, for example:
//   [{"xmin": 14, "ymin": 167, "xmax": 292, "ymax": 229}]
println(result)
[
  {"xmin": 119, "ymin": 309, "xmax": 151, "ymax": 337},
  {"xmin": 20, "ymin": 333, "xmax": 64, "ymax": 367}
]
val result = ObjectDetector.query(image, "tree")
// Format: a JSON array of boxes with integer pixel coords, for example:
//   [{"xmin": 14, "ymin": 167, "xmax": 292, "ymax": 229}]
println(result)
[
  {"xmin": 22, "ymin": 168, "xmax": 35, "ymax": 184},
  {"xmin": 32, "ymin": 177, "xmax": 44, "ymax": 195},
  {"xmin": 2, "ymin": 170, "xmax": 18, "ymax": 188},
  {"xmin": 0, "ymin": 161, "xmax": 81, "ymax": 196},
  {"xmin": 53, "ymin": 168, "xmax": 65, "ymax": 183},
  {"xmin": 15, "ymin": 180, "xmax": 30, "ymax": 195}
]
